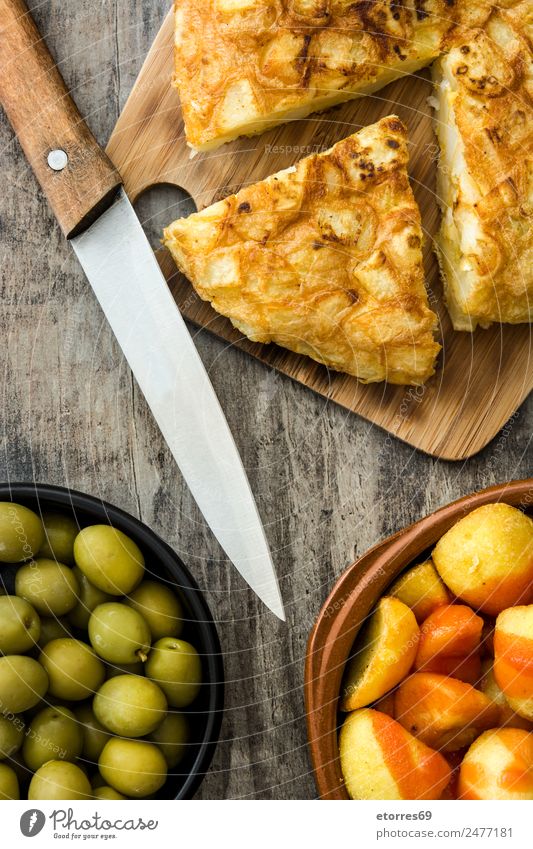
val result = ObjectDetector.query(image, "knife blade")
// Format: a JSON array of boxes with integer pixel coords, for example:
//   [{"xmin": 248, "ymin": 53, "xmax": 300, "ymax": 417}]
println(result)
[
  {"xmin": 72, "ymin": 189, "xmax": 285, "ymax": 620},
  {"xmin": 0, "ymin": 0, "xmax": 285, "ymax": 620}
]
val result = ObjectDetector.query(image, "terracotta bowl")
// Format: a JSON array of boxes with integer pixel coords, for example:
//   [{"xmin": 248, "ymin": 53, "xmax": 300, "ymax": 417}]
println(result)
[{"xmin": 304, "ymin": 479, "xmax": 533, "ymax": 800}]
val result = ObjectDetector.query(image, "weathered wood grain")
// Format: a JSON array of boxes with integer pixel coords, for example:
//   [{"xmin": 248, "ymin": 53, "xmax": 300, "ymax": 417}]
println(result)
[{"xmin": 1, "ymin": 0, "xmax": 532, "ymax": 800}]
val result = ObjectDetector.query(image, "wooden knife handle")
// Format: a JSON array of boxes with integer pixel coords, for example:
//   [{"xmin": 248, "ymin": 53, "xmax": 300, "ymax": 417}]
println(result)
[{"xmin": 0, "ymin": 0, "xmax": 122, "ymax": 238}]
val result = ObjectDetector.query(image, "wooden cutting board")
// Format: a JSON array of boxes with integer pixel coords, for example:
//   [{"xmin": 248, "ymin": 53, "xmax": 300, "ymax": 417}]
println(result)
[{"xmin": 106, "ymin": 10, "xmax": 533, "ymax": 461}]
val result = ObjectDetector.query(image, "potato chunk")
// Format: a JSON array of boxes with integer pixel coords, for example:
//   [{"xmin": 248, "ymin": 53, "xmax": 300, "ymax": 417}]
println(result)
[
  {"xmin": 339, "ymin": 708, "xmax": 451, "ymax": 800},
  {"xmin": 389, "ymin": 559, "xmax": 452, "ymax": 623},
  {"xmin": 414, "ymin": 604, "xmax": 483, "ymax": 683},
  {"xmin": 459, "ymin": 729, "xmax": 533, "ymax": 800},
  {"xmin": 394, "ymin": 672, "xmax": 500, "ymax": 751},
  {"xmin": 390, "ymin": 560, "xmax": 452, "ymax": 623},
  {"xmin": 494, "ymin": 605, "xmax": 533, "ymax": 721},
  {"xmin": 341, "ymin": 597, "xmax": 419, "ymax": 711},
  {"xmin": 432, "ymin": 504, "xmax": 533, "ymax": 615}
]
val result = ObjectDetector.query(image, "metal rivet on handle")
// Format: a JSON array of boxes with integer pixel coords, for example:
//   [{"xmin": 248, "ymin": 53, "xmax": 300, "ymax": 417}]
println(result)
[{"xmin": 47, "ymin": 149, "xmax": 68, "ymax": 171}]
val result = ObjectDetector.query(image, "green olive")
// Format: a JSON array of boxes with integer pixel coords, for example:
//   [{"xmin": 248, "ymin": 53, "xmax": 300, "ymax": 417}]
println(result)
[
  {"xmin": 145, "ymin": 638, "xmax": 202, "ymax": 708},
  {"xmin": 106, "ymin": 660, "xmax": 144, "ymax": 679},
  {"xmin": 148, "ymin": 712, "xmax": 190, "ymax": 768},
  {"xmin": 29, "ymin": 760, "xmax": 92, "ymax": 800},
  {"xmin": 74, "ymin": 526, "xmax": 144, "ymax": 595},
  {"xmin": 94, "ymin": 785, "xmax": 126, "ymax": 800},
  {"xmin": 0, "ymin": 655, "xmax": 48, "ymax": 714},
  {"xmin": 93, "ymin": 675, "xmax": 167, "ymax": 738},
  {"xmin": 37, "ymin": 616, "xmax": 72, "ymax": 648},
  {"xmin": 38, "ymin": 512, "xmax": 78, "ymax": 564},
  {"xmin": 39, "ymin": 638, "xmax": 105, "ymax": 701},
  {"xmin": 0, "ymin": 595, "xmax": 41, "ymax": 653},
  {"xmin": 0, "ymin": 763, "xmax": 19, "ymax": 799},
  {"xmin": 68, "ymin": 567, "xmax": 113, "ymax": 630},
  {"xmin": 16, "ymin": 559, "xmax": 79, "ymax": 616},
  {"xmin": 23, "ymin": 705, "xmax": 83, "ymax": 771},
  {"xmin": 125, "ymin": 581, "xmax": 184, "ymax": 641},
  {"xmin": 88, "ymin": 603, "xmax": 151, "ymax": 664},
  {"xmin": 0, "ymin": 502, "xmax": 44, "ymax": 563},
  {"xmin": 0, "ymin": 714, "xmax": 25, "ymax": 761},
  {"xmin": 99, "ymin": 738, "xmax": 167, "ymax": 798},
  {"xmin": 74, "ymin": 704, "xmax": 110, "ymax": 763}
]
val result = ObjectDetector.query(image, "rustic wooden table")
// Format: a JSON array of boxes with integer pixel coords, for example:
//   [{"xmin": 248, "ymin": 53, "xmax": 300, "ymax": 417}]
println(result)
[{"xmin": 1, "ymin": 1, "xmax": 532, "ymax": 799}]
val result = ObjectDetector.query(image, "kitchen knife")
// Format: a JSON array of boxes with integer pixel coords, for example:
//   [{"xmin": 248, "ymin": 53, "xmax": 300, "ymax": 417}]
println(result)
[{"xmin": 0, "ymin": 0, "xmax": 285, "ymax": 620}]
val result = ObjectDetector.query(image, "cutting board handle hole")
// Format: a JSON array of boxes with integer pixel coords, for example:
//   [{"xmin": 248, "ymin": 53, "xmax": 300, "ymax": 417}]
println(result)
[{"xmin": 133, "ymin": 183, "xmax": 197, "ymax": 250}]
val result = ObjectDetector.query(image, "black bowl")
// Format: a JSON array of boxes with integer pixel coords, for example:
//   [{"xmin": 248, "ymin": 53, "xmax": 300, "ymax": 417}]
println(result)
[{"xmin": 0, "ymin": 482, "xmax": 224, "ymax": 800}]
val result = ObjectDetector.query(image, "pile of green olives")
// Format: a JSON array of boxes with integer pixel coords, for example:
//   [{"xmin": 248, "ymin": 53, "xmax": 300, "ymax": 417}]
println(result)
[{"xmin": 0, "ymin": 501, "xmax": 202, "ymax": 800}]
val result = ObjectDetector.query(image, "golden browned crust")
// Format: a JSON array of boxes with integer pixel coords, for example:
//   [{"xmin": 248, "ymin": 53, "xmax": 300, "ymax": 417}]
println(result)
[
  {"xmin": 174, "ymin": 1, "xmax": 471, "ymax": 150},
  {"xmin": 433, "ymin": 1, "xmax": 533, "ymax": 329},
  {"xmin": 164, "ymin": 116, "xmax": 440, "ymax": 385}
]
